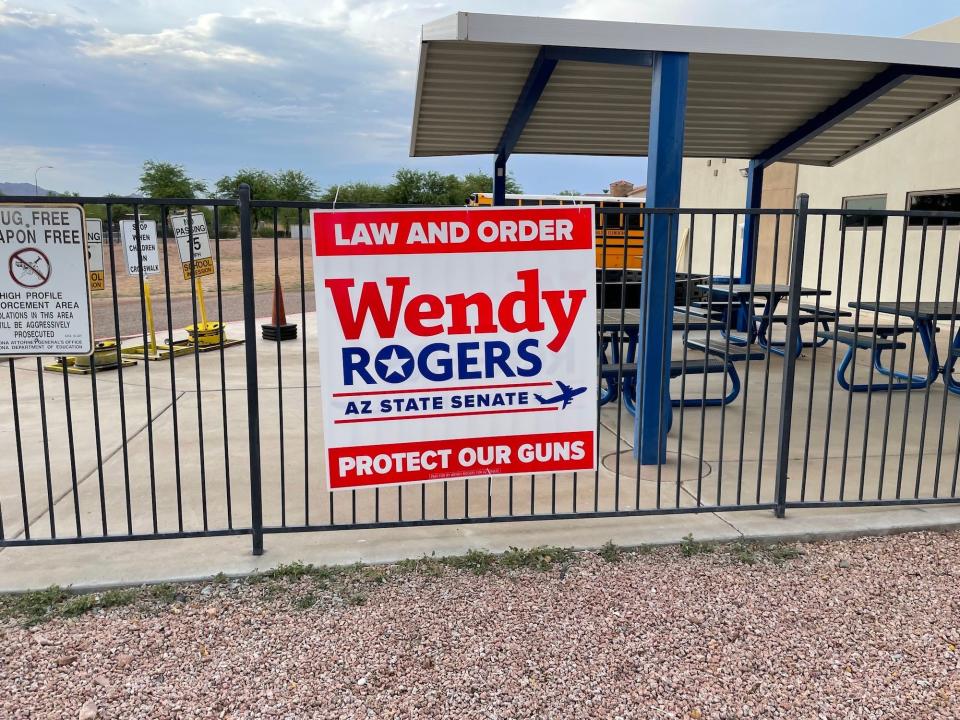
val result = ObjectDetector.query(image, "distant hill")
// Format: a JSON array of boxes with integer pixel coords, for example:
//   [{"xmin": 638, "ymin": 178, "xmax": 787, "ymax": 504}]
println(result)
[{"xmin": 0, "ymin": 182, "xmax": 55, "ymax": 196}]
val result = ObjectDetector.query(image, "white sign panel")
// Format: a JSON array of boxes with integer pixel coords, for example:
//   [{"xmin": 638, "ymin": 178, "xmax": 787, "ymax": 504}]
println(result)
[
  {"xmin": 119, "ymin": 219, "xmax": 160, "ymax": 277},
  {"xmin": 0, "ymin": 205, "xmax": 93, "ymax": 356},
  {"xmin": 170, "ymin": 213, "xmax": 215, "ymax": 280},
  {"xmin": 313, "ymin": 206, "xmax": 597, "ymax": 491},
  {"xmin": 85, "ymin": 218, "xmax": 105, "ymax": 291}
]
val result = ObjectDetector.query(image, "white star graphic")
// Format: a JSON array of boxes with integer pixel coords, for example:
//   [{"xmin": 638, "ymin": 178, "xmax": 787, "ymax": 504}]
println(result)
[{"xmin": 378, "ymin": 348, "xmax": 411, "ymax": 379}]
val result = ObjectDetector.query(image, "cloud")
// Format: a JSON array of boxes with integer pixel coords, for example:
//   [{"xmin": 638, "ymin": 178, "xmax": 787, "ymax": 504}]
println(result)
[
  {"xmin": 81, "ymin": 13, "xmax": 274, "ymax": 65},
  {"xmin": 4, "ymin": 0, "xmax": 952, "ymax": 196},
  {"xmin": 0, "ymin": 143, "xmax": 140, "ymax": 194},
  {"xmin": 0, "ymin": 1, "xmax": 62, "ymax": 28}
]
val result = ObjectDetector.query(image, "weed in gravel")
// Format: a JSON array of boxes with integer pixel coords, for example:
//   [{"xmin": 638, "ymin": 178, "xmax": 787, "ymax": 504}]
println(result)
[
  {"xmin": 269, "ymin": 561, "xmax": 318, "ymax": 581},
  {"xmin": 58, "ymin": 594, "xmax": 97, "ymax": 618},
  {"xmin": 501, "ymin": 546, "xmax": 574, "ymax": 571},
  {"xmin": 0, "ymin": 586, "xmax": 69, "ymax": 625},
  {"xmin": 212, "ymin": 572, "xmax": 229, "ymax": 585},
  {"xmin": 769, "ymin": 545, "xmax": 803, "ymax": 564},
  {"xmin": 443, "ymin": 549, "xmax": 498, "ymax": 575},
  {"xmin": 357, "ymin": 566, "xmax": 389, "ymax": 585},
  {"xmin": 150, "ymin": 583, "xmax": 177, "ymax": 603},
  {"xmin": 99, "ymin": 589, "xmax": 138, "ymax": 608},
  {"xmin": 680, "ymin": 534, "xmax": 712, "ymax": 557},
  {"xmin": 346, "ymin": 592, "xmax": 367, "ymax": 607},
  {"xmin": 397, "ymin": 556, "xmax": 446, "ymax": 577},
  {"xmin": 598, "ymin": 541, "xmax": 624, "ymax": 563},
  {"xmin": 294, "ymin": 593, "xmax": 318, "ymax": 610},
  {"xmin": 730, "ymin": 542, "xmax": 758, "ymax": 565}
]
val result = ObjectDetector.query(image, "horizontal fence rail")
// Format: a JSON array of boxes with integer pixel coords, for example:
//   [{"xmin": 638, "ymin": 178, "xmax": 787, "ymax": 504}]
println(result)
[{"xmin": 2, "ymin": 191, "xmax": 960, "ymax": 553}]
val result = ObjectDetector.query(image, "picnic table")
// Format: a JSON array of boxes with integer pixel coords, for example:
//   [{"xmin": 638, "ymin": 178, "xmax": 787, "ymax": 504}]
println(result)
[
  {"xmin": 597, "ymin": 308, "xmax": 735, "ymax": 413},
  {"xmin": 827, "ymin": 301, "xmax": 960, "ymax": 393},
  {"xmin": 697, "ymin": 283, "xmax": 837, "ymax": 356},
  {"xmin": 597, "ymin": 308, "xmax": 725, "ymax": 364}
]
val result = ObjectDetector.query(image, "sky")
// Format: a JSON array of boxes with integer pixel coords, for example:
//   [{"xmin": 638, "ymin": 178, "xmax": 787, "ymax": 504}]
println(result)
[{"xmin": 0, "ymin": 1, "xmax": 957, "ymax": 196}]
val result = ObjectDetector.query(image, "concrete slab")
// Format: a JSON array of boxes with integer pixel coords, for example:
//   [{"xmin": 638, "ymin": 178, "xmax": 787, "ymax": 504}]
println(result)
[{"xmin": 4, "ymin": 502, "xmax": 960, "ymax": 592}]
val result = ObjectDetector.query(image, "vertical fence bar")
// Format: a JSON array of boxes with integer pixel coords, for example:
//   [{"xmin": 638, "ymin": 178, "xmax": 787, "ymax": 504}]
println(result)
[
  {"xmin": 799, "ymin": 214, "xmax": 828, "ymax": 502},
  {"xmin": 59, "ymin": 355, "xmax": 81, "ymax": 536},
  {"xmin": 36, "ymin": 358, "xmax": 56, "ymax": 537},
  {"xmin": 912, "ymin": 220, "xmax": 947, "ymax": 498},
  {"xmin": 187, "ymin": 205, "xmax": 210, "ymax": 530},
  {"xmin": 773, "ymin": 194, "xmax": 809, "ymax": 517},
  {"xmin": 212, "ymin": 207, "xmax": 234, "ymax": 528},
  {"xmin": 238, "ymin": 185, "xmax": 264, "ymax": 555},
  {"xmin": 272, "ymin": 207, "xmax": 286, "ymax": 527},
  {"xmin": 105, "ymin": 204, "xmax": 133, "ymax": 533},
  {"xmin": 10, "ymin": 361, "xmax": 29, "ymax": 539},
  {"xmin": 160, "ymin": 206, "xmax": 184, "ymax": 532},
  {"xmin": 297, "ymin": 207, "xmax": 309, "ymax": 525},
  {"xmin": 132, "ymin": 205, "xmax": 159, "ymax": 534}
]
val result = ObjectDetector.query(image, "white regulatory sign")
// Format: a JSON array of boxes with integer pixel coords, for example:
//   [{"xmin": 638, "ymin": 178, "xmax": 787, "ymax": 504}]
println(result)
[
  {"xmin": 0, "ymin": 205, "xmax": 93, "ymax": 356},
  {"xmin": 85, "ymin": 218, "xmax": 105, "ymax": 291},
  {"xmin": 170, "ymin": 213, "xmax": 215, "ymax": 281},
  {"xmin": 119, "ymin": 219, "xmax": 160, "ymax": 277}
]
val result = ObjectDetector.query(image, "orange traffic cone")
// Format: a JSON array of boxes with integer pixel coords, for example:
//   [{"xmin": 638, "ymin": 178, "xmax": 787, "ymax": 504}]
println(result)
[{"xmin": 261, "ymin": 274, "xmax": 298, "ymax": 341}]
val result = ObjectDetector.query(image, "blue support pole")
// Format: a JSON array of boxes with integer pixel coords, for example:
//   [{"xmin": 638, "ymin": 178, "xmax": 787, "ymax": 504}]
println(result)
[
  {"xmin": 739, "ymin": 159, "xmax": 764, "ymax": 284},
  {"xmin": 493, "ymin": 152, "xmax": 507, "ymax": 206},
  {"xmin": 734, "ymin": 158, "xmax": 764, "ymax": 331},
  {"xmin": 635, "ymin": 51, "xmax": 688, "ymax": 465}
]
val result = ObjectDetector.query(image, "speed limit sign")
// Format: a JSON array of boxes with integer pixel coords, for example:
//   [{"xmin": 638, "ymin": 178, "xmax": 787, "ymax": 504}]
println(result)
[{"xmin": 170, "ymin": 213, "xmax": 215, "ymax": 281}]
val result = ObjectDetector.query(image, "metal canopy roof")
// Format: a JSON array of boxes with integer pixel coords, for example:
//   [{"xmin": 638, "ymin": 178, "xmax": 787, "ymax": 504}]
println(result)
[{"xmin": 410, "ymin": 12, "xmax": 960, "ymax": 166}]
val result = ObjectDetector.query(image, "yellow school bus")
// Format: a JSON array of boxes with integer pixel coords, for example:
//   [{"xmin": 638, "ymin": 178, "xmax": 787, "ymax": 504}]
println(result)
[{"xmin": 468, "ymin": 192, "xmax": 646, "ymax": 269}]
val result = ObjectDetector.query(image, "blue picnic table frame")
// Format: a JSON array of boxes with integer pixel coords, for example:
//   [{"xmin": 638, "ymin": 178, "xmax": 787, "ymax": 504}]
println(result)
[
  {"xmin": 699, "ymin": 283, "xmax": 831, "ymax": 357},
  {"xmin": 844, "ymin": 301, "xmax": 960, "ymax": 394}
]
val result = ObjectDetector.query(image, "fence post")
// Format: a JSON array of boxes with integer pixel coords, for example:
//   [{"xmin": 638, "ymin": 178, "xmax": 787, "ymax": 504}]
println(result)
[
  {"xmin": 239, "ymin": 184, "xmax": 265, "ymax": 554},
  {"xmin": 774, "ymin": 193, "xmax": 809, "ymax": 518}
]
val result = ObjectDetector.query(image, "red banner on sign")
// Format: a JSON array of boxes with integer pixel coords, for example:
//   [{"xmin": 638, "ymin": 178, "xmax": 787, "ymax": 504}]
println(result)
[
  {"xmin": 327, "ymin": 430, "xmax": 594, "ymax": 489},
  {"xmin": 314, "ymin": 206, "xmax": 594, "ymax": 257}
]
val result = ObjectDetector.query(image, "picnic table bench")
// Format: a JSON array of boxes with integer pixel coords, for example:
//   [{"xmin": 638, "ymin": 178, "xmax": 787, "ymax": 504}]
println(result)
[{"xmin": 817, "ymin": 302, "xmax": 952, "ymax": 392}]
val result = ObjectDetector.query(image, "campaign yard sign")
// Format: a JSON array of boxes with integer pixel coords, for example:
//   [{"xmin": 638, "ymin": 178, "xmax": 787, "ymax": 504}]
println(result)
[{"xmin": 313, "ymin": 206, "xmax": 597, "ymax": 491}]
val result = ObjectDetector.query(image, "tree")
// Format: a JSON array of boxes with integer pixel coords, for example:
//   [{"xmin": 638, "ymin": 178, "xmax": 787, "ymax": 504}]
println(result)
[
  {"xmin": 557, "ymin": 189, "xmax": 581, "ymax": 196},
  {"xmin": 273, "ymin": 169, "xmax": 319, "ymax": 230},
  {"xmin": 83, "ymin": 193, "xmax": 132, "ymax": 225},
  {"xmin": 139, "ymin": 161, "xmax": 206, "ymax": 199},
  {"xmin": 460, "ymin": 171, "xmax": 522, "ymax": 201},
  {"xmin": 385, "ymin": 169, "xmax": 462, "ymax": 205},
  {"xmin": 215, "ymin": 169, "xmax": 277, "ymax": 230},
  {"xmin": 319, "ymin": 181, "xmax": 390, "ymax": 204},
  {"xmin": 274, "ymin": 170, "xmax": 318, "ymax": 201},
  {"xmin": 214, "ymin": 168, "xmax": 277, "ymax": 200}
]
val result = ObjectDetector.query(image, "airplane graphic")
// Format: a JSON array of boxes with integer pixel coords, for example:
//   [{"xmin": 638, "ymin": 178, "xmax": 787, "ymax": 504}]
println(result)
[{"xmin": 534, "ymin": 381, "xmax": 587, "ymax": 410}]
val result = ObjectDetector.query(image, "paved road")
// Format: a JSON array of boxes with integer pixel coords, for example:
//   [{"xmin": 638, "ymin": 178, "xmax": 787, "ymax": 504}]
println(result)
[{"xmin": 92, "ymin": 290, "xmax": 316, "ymax": 339}]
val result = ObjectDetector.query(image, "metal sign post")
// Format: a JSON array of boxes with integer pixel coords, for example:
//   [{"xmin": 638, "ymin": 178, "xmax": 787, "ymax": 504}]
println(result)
[
  {"xmin": 45, "ymin": 217, "xmax": 133, "ymax": 373},
  {"xmin": 170, "ymin": 210, "xmax": 241, "ymax": 352},
  {"xmin": 117, "ymin": 218, "xmax": 192, "ymax": 360}
]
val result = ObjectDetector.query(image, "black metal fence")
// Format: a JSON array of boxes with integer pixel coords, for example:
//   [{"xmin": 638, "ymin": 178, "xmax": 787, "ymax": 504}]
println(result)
[{"xmin": 3, "ymin": 189, "xmax": 960, "ymax": 554}]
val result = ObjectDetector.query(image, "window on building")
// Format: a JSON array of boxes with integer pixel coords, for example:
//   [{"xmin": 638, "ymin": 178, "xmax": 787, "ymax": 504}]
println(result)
[
  {"xmin": 907, "ymin": 189, "xmax": 960, "ymax": 226},
  {"xmin": 841, "ymin": 194, "xmax": 886, "ymax": 229}
]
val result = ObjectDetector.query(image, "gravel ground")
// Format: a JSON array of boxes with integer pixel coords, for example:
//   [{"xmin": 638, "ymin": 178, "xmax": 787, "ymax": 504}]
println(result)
[{"xmin": 3, "ymin": 531, "xmax": 960, "ymax": 719}]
